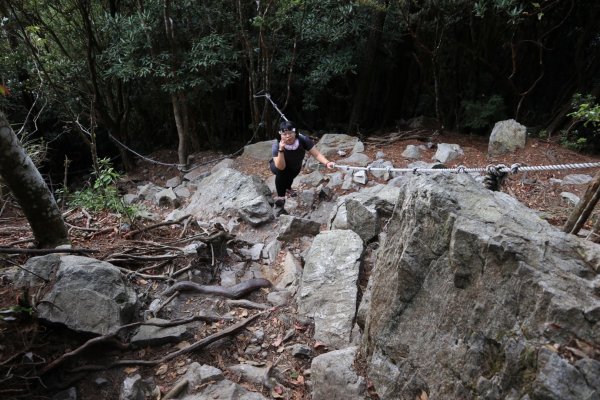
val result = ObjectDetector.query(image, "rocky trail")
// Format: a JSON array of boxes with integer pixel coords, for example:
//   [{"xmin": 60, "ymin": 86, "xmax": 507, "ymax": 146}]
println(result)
[{"xmin": 1, "ymin": 126, "xmax": 599, "ymax": 400}]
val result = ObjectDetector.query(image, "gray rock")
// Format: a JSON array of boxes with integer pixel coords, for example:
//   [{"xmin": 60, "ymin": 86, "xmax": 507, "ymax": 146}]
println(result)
[
  {"xmin": 183, "ymin": 169, "xmax": 211, "ymax": 182},
  {"xmin": 342, "ymin": 173, "xmax": 354, "ymax": 190},
  {"xmin": 137, "ymin": 183, "xmax": 163, "ymax": 201},
  {"xmin": 130, "ymin": 318, "xmax": 189, "ymax": 347},
  {"xmin": 182, "ymin": 363, "xmax": 224, "ymax": 389},
  {"xmin": 329, "ymin": 184, "xmax": 401, "ymax": 235},
  {"xmin": 563, "ymin": 174, "xmax": 593, "ymax": 185},
  {"xmin": 401, "ymin": 144, "xmax": 422, "ymax": 159},
  {"xmin": 211, "ymin": 158, "xmax": 236, "ymax": 173},
  {"xmin": 227, "ymin": 364, "xmax": 268, "ymax": 385},
  {"xmin": 353, "ymin": 170, "xmax": 368, "ymax": 185},
  {"xmin": 560, "ymin": 192, "xmax": 580, "ymax": 205},
  {"xmin": 316, "ymin": 134, "xmax": 359, "ymax": 157},
  {"xmin": 346, "ymin": 199, "xmax": 379, "ymax": 241},
  {"xmin": 298, "ymin": 230, "xmax": 364, "ymax": 349},
  {"xmin": 360, "ymin": 173, "xmax": 600, "ymax": 399},
  {"xmin": 154, "ymin": 187, "xmax": 179, "ymax": 207},
  {"xmin": 16, "ymin": 255, "xmax": 138, "ymax": 336},
  {"xmin": 220, "ymin": 269, "xmax": 237, "ymax": 287},
  {"xmin": 267, "ymin": 290, "xmax": 292, "ymax": 306},
  {"xmin": 243, "ymin": 140, "xmax": 274, "ymax": 161},
  {"xmin": 183, "ymin": 168, "xmax": 273, "ymax": 226},
  {"xmin": 353, "ymin": 141, "xmax": 365, "ymax": 153},
  {"xmin": 174, "ymin": 186, "xmax": 192, "ymax": 198},
  {"xmin": 311, "ymin": 347, "xmax": 366, "ymax": 400},
  {"xmin": 123, "ymin": 193, "xmax": 138, "ymax": 205},
  {"xmin": 181, "ymin": 379, "xmax": 266, "ymax": 400},
  {"xmin": 277, "ymin": 215, "xmax": 322, "ymax": 241},
  {"xmin": 120, "ymin": 374, "xmax": 156, "ymax": 400},
  {"xmin": 288, "ymin": 343, "xmax": 313, "ymax": 357},
  {"xmin": 488, "ymin": 119, "xmax": 527, "ymax": 156},
  {"xmin": 165, "ymin": 176, "xmax": 182, "ymax": 188},
  {"xmin": 297, "ymin": 170, "xmax": 326, "ymax": 187},
  {"xmin": 275, "ymin": 252, "xmax": 302, "ymax": 290},
  {"xmin": 239, "ymin": 243, "xmax": 264, "ymax": 261},
  {"xmin": 339, "ymin": 152, "xmax": 371, "ymax": 167},
  {"xmin": 433, "ymin": 143, "xmax": 464, "ymax": 164},
  {"xmin": 532, "ymin": 349, "xmax": 597, "ymax": 400}
]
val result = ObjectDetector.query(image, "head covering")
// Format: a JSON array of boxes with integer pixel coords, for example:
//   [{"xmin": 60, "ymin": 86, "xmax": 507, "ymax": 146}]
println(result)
[{"xmin": 279, "ymin": 120, "xmax": 296, "ymax": 134}]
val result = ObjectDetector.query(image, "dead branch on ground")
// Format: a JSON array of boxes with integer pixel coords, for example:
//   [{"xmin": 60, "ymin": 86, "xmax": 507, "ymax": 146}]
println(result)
[
  {"xmin": 364, "ymin": 129, "xmax": 433, "ymax": 145},
  {"xmin": 124, "ymin": 214, "xmax": 190, "ymax": 239},
  {"xmin": 66, "ymin": 311, "xmax": 267, "ymax": 373},
  {"xmin": 40, "ymin": 312, "xmax": 232, "ymax": 375},
  {"xmin": 0, "ymin": 247, "xmax": 98, "ymax": 255}
]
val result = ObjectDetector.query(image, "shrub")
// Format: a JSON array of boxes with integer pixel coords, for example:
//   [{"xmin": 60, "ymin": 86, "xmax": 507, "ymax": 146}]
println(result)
[{"xmin": 64, "ymin": 158, "xmax": 141, "ymax": 220}]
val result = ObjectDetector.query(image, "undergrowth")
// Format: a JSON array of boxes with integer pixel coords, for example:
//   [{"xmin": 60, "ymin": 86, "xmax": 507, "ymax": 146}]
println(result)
[{"xmin": 59, "ymin": 158, "xmax": 141, "ymax": 221}]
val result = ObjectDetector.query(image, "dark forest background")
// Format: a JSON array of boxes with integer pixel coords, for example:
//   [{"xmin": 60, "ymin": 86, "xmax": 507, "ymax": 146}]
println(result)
[{"xmin": 0, "ymin": 0, "xmax": 598, "ymax": 179}]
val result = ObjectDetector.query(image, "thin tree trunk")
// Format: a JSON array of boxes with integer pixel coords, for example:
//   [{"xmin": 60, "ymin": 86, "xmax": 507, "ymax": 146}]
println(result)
[
  {"xmin": 171, "ymin": 92, "xmax": 189, "ymax": 169},
  {"xmin": 164, "ymin": 0, "xmax": 190, "ymax": 169},
  {"xmin": 589, "ymin": 215, "xmax": 600, "ymax": 243},
  {"xmin": 563, "ymin": 170, "xmax": 600, "ymax": 235},
  {"xmin": 0, "ymin": 112, "xmax": 69, "ymax": 248}
]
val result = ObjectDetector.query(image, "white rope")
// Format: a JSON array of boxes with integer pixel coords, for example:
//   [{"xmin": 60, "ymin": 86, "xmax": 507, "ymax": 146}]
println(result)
[{"xmin": 331, "ymin": 161, "xmax": 600, "ymax": 175}]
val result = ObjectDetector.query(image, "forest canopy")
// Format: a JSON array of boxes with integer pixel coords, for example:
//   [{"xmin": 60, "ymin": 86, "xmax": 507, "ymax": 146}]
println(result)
[{"xmin": 0, "ymin": 0, "xmax": 598, "ymax": 174}]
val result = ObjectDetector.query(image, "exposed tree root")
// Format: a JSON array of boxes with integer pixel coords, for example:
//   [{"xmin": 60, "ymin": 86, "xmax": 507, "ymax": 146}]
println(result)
[{"xmin": 162, "ymin": 278, "xmax": 272, "ymax": 299}]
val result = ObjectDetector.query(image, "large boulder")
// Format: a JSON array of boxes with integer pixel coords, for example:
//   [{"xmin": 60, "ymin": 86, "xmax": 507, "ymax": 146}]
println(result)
[
  {"xmin": 242, "ymin": 140, "xmax": 274, "ymax": 161},
  {"xmin": 298, "ymin": 230, "xmax": 364, "ymax": 349},
  {"xmin": 316, "ymin": 133, "xmax": 360, "ymax": 157},
  {"xmin": 488, "ymin": 119, "xmax": 527, "ymax": 156},
  {"xmin": 183, "ymin": 168, "xmax": 273, "ymax": 226},
  {"xmin": 360, "ymin": 173, "xmax": 600, "ymax": 400},
  {"xmin": 15, "ymin": 255, "xmax": 138, "ymax": 336}
]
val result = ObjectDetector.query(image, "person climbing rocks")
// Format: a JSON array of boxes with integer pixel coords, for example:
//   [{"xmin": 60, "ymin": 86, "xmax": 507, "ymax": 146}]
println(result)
[{"xmin": 269, "ymin": 120, "xmax": 334, "ymax": 215}]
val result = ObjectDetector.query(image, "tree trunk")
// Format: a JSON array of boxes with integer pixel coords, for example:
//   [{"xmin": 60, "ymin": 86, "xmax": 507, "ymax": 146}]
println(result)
[
  {"xmin": 164, "ymin": 0, "xmax": 190, "ymax": 169},
  {"xmin": 171, "ymin": 92, "xmax": 190, "ymax": 169},
  {"xmin": 0, "ymin": 112, "xmax": 69, "ymax": 248},
  {"xmin": 347, "ymin": 2, "xmax": 387, "ymax": 134},
  {"xmin": 563, "ymin": 170, "xmax": 600, "ymax": 235}
]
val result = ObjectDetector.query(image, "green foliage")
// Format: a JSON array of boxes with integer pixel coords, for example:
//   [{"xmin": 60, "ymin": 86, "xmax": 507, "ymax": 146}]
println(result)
[
  {"xmin": 65, "ymin": 158, "xmax": 140, "ymax": 219},
  {"xmin": 560, "ymin": 133, "xmax": 587, "ymax": 152},
  {"xmin": 460, "ymin": 95, "xmax": 506, "ymax": 131},
  {"xmin": 0, "ymin": 305, "xmax": 33, "ymax": 321},
  {"xmin": 568, "ymin": 94, "xmax": 600, "ymax": 129},
  {"xmin": 561, "ymin": 93, "xmax": 600, "ymax": 152}
]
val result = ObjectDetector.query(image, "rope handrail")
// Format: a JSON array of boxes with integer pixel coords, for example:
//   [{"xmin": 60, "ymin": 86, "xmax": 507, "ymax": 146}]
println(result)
[{"xmin": 331, "ymin": 161, "xmax": 600, "ymax": 175}]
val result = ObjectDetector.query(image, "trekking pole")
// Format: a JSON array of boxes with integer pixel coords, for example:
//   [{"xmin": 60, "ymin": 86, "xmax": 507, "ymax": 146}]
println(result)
[{"xmin": 253, "ymin": 91, "xmax": 289, "ymax": 122}]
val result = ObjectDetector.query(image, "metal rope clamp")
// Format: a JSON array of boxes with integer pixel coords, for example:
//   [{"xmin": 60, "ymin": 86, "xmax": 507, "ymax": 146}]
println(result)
[{"xmin": 483, "ymin": 164, "xmax": 509, "ymax": 191}]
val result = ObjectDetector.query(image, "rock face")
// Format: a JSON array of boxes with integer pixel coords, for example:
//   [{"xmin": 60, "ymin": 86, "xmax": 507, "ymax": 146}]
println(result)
[{"xmin": 360, "ymin": 173, "xmax": 600, "ymax": 400}]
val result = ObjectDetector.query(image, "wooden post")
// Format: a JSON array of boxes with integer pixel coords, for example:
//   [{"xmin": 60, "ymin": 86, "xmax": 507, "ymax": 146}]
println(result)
[{"xmin": 563, "ymin": 170, "xmax": 600, "ymax": 235}]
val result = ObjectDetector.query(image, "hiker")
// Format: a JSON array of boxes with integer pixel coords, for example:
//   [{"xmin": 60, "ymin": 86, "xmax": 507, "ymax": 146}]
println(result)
[{"xmin": 269, "ymin": 120, "xmax": 334, "ymax": 214}]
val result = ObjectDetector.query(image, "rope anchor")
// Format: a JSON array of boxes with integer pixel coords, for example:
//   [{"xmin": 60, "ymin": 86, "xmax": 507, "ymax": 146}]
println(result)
[{"xmin": 483, "ymin": 164, "xmax": 509, "ymax": 191}]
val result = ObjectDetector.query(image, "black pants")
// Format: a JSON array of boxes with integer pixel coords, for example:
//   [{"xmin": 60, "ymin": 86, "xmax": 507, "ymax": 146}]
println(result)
[{"xmin": 269, "ymin": 160, "xmax": 300, "ymax": 197}]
